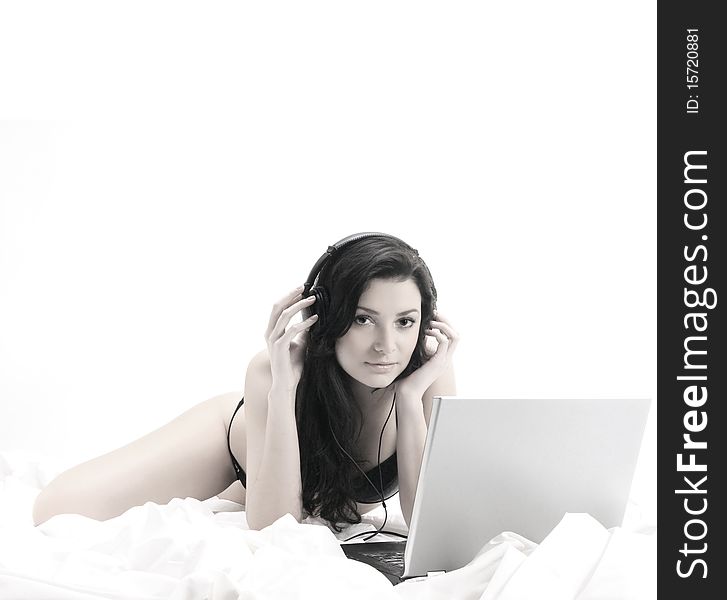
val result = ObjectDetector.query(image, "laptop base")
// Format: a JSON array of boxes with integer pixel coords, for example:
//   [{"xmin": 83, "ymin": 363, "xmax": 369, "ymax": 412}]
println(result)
[{"xmin": 341, "ymin": 541, "xmax": 406, "ymax": 584}]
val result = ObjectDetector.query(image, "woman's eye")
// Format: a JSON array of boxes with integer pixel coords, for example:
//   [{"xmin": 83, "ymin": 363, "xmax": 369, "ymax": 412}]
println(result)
[{"xmin": 354, "ymin": 315, "xmax": 416, "ymax": 328}]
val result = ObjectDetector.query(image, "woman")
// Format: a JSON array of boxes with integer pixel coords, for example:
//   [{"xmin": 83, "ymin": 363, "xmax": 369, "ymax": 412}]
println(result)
[{"xmin": 33, "ymin": 233, "xmax": 458, "ymax": 532}]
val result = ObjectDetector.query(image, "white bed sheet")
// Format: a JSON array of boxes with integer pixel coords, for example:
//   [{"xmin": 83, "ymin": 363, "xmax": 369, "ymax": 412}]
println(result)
[{"xmin": 0, "ymin": 451, "xmax": 656, "ymax": 599}]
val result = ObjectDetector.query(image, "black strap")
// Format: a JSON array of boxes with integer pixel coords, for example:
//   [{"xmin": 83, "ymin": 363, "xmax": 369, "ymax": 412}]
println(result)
[{"xmin": 227, "ymin": 397, "xmax": 246, "ymax": 486}]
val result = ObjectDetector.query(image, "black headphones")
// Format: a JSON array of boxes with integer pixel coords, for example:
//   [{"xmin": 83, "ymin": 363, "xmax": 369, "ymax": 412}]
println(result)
[{"xmin": 301, "ymin": 232, "xmax": 416, "ymax": 330}]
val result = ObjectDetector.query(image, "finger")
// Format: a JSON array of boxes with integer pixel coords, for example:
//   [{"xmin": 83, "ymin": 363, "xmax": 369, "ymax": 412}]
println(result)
[
  {"xmin": 429, "ymin": 320, "xmax": 459, "ymax": 344},
  {"xmin": 424, "ymin": 328, "xmax": 450, "ymax": 349},
  {"xmin": 428, "ymin": 326, "xmax": 459, "ymax": 359},
  {"xmin": 427, "ymin": 326, "xmax": 451, "ymax": 344},
  {"xmin": 423, "ymin": 333, "xmax": 439, "ymax": 357},
  {"xmin": 430, "ymin": 310, "xmax": 454, "ymax": 330},
  {"xmin": 276, "ymin": 313, "xmax": 319, "ymax": 346},
  {"xmin": 270, "ymin": 295, "xmax": 316, "ymax": 341},
  {"xmin": 266, "ymin": 285, "xmax": 305, "ymax": 336}
]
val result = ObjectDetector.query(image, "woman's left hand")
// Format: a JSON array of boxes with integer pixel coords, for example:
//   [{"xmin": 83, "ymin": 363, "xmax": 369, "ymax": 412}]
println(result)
[{"xmin": 396, "ymin": 311, "xmax": 459, "ymax": 399}]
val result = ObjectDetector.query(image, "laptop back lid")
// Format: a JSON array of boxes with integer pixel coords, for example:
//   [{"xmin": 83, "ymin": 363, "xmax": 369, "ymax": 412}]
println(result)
[{"xmin": 403, "ymin": 396, "xmax": 651, "ymax": 578}]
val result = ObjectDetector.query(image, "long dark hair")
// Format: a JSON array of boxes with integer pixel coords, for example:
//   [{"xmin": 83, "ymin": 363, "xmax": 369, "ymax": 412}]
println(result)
[{"xmin": 295, "ymin": 235, "xmax": 437, "ymax": 530}]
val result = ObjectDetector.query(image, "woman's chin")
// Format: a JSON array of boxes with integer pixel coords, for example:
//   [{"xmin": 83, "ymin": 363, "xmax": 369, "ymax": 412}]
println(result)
[{"xmin": 349, "ymin": 371, "xmax": 398, "ymax": 391}]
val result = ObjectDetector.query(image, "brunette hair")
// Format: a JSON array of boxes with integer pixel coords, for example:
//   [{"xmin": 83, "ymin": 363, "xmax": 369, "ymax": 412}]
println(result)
[{"xmin": 295, "ymin": 235, "xmax": 437, "ymax": 530}]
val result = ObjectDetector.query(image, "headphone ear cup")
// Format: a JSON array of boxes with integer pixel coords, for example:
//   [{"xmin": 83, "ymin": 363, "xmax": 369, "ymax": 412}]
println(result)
[{"xmin": 311, "ymin": 286, "xmax": 330, "ymax": 329}]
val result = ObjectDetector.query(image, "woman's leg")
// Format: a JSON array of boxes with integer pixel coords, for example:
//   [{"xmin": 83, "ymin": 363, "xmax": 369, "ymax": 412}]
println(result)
[{"xmin": 33, "ymin": 391, "xmax": 244, "ymax": 525}]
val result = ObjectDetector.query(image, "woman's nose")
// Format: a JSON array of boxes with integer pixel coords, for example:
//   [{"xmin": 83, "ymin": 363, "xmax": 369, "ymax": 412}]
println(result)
[{"xmin": 373, "ymin": 328, "xmax": 396, "ymax": 353}]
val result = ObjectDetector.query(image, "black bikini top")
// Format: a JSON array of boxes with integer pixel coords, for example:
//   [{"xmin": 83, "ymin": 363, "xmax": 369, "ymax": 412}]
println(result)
[
  {"xmin": 351, "ymin": 450, "xmax": 399, "ymax": 504},
  {"xmin": 227, "ymin": 395, "xmax": 399, "ymax": 505}
]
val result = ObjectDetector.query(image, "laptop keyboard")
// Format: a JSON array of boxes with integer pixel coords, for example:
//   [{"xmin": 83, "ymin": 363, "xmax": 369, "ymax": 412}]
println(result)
[
  {"xmin": 341, "ymin": 541, "xmax": 407, "ymax": 582},
  {"xmin": 356, "ymin": 549, "xmax": 405, "ymax": 570}
]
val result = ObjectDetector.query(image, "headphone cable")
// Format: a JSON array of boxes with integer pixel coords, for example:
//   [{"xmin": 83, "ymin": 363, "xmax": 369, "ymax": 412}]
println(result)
[
  {"xmin": 329, "ymin": 388, "xmax": 397, "ymax": 542},
  {"xmin": 364, "ymin": 388, "xmax": 397, "ymax": 541}
]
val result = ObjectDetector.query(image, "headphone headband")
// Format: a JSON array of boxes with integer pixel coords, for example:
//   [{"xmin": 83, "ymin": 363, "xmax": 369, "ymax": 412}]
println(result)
[{"xmin": 303, "ymin": 232, "xmax": 413, "ymax": 296}]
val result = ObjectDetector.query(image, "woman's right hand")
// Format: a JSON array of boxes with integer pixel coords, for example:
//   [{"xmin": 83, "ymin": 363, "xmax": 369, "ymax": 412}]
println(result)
[{"xmin": 264, "ymin": 285, "xmax": 318, "ymax": 395}]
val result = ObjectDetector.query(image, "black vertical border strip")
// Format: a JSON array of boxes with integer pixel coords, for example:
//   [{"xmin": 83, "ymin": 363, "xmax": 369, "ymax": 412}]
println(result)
[{"xmin": 658, "ymin": 2, "xmax": 724, "ymax": 593}]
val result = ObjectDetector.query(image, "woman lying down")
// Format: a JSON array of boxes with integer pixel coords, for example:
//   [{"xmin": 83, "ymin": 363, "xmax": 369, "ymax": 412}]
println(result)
[{"xmin": 33, "ymin": 232, "xmax": 458, "ymax": 537}]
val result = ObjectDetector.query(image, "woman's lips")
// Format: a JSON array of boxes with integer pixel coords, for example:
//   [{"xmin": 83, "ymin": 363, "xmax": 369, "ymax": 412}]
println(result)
[{"xmin": 365, "ymin": 362, "xmax": 397, "ymax": 372}]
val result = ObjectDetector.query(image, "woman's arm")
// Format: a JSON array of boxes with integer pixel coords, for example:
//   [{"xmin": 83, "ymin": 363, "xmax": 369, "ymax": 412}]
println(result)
[
  {"xmin": 395, "ymin": 361, "xmax": 456, "ymax": 527},
  {"xmin": 243, "ymin": 351, "xmax": 304, "ymax": 529},
  {"xmin": 243, "ymin": 286, "xmax": 318, "ymax": 530}
]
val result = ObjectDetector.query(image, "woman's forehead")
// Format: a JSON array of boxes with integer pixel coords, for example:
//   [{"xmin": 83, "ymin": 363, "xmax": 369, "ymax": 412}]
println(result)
[{"xmin": 357, "ymin": 278, "xmax": 421, "ymax": 312}]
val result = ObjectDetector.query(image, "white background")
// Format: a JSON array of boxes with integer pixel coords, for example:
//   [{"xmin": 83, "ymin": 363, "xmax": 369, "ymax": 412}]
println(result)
[{"xmin": 0, "ymin": 2, "xmax": 656, "ymax": 522}]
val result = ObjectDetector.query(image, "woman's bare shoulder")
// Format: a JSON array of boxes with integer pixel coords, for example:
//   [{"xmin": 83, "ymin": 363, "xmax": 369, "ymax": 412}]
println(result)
[
  {"xmin": 245, "ymin": 348, "xmax": 273, "ymax": 401},
  {"xmin": 247, "ymin": 347, "xmax": 271, "ymax": 372}
]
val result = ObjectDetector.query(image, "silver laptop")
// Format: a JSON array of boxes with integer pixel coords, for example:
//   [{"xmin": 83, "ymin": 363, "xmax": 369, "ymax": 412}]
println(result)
[{"xmin": 342, "ymin": 396, "xmax": 651, "ymax": 582}]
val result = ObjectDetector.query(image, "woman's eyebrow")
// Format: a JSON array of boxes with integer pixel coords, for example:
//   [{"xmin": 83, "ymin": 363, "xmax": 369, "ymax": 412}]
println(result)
[{"xmin": 356, "ymin": 306, "xmax": 420, "ymax": 316}]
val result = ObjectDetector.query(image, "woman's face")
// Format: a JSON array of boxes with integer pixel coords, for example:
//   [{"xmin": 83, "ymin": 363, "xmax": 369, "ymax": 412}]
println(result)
[{"xmin": 335, "ymin": 277, "xmax": 422, "ymax": 389}]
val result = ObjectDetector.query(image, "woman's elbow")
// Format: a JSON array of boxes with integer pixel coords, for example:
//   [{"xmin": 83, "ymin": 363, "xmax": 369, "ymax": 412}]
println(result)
[
  {"xmin": 245, "ymin": 502, "xmax": 302, "ymax": 530},
  {"xmin": 247, "ymin": 512, "xmax": 303, "ymax": 531},
  {"xmin": 246, "ymin": 512, "xmax": 268, "ymax": 531}
]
